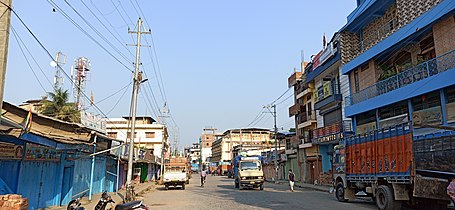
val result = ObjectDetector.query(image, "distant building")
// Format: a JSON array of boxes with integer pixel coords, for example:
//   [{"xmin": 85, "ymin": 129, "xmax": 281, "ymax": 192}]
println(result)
[
  {"xmin": 185, "ymin": 142, "xmax": 201, "ymax": 164},
  {"xmin": 105, "ymin": 116, "xmax": 169, "ymax": 160},
  {"xmin": 211, "ymin": 128, "xmax": 272, "ymax": 164}
]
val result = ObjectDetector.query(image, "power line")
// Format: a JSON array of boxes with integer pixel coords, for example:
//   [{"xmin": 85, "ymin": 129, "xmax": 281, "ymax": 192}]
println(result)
[
  {"xmin": 10, "ymin": 25, "xmax": 49, "ymax": 93},
  {"xmin": 270, "ymin": 88, "xmax": 291, "ymax": 105},
  {"xmin": 46, "ymin": 0, "xmax": 133, "ymax": 73},
  {"xmin": 95, "ymin": 80, "xmax": 132, "ymax": 105}
]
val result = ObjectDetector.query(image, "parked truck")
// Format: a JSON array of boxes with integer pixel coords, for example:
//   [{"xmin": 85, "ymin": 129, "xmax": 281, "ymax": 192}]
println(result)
[
  {"xmin": 332, "ymin": 123, "xmax": 454, "ymax": 210},
  {"xmin": 233, "ymin": 150, "xmax": 264, "ymax": 190},
  {"xmin": 163, "ymin": 156, "xmax": 189, "ymax": 190}
]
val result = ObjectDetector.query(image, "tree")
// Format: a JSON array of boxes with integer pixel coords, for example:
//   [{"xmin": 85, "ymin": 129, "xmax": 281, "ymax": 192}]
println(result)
[{"xmin": 40, "ymin": 88, "xmax": 80, "ymax": 123}]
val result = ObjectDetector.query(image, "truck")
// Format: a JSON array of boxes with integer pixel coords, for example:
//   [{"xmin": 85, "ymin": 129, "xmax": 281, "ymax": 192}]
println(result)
[
  {"xmin": 332, "ymin": 123, "xmax": 454, "ymax": 210},
  {"xmin": 163, "ymin": 156, "xmax": 188, "ymax": 190},
  {"xmin": 233, "ymin": 151, "xmax": 265, "ymax": 190}
]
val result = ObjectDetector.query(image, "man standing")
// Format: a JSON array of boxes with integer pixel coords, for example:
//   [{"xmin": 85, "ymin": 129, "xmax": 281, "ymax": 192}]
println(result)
[{"xmin": 288, "ymin": 169, "xmax": 295, "ymax": 192}]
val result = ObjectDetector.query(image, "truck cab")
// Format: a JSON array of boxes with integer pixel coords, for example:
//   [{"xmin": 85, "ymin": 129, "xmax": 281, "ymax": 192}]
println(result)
[{"xmin": 234, "ymin": 156, "xmax": 264, "ymax": 190}]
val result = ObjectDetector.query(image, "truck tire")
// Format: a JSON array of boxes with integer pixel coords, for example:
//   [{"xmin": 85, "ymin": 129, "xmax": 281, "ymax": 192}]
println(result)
[
  {"xmin": 235, "ymin": 180, "xmax": 239, "ymax": 188},
  {"xmin": 376, "ymin": 185, "xmax": 401, "ymax": 210},
  {"xmin": 260, "ymin": 184, "xmax": 264, "ymax": 191},
  {"xmin": 335, "ymin": 183, "xmax": 347, "ymax": 202},
  {"xmin": 182, "ymin": 183, "xmax": 186, "ymax": 190},
  {"xmin": 165, "ymin": 185, "xmax": 169, "ymax": 191}
]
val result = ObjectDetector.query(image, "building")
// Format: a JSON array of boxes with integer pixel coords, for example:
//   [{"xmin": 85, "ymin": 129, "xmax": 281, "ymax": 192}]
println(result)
[
  {"xmin": 340, "ymin": 0, "xmax": 455, "ymax": 138},
  {"xmin": 211, "ymin": 128, "xmax": 272, "ymax": 164},
  {"xmin": 185, "ymin": 142, "xmax": 201, "ymax": 164},
  {"xmin": 106, "ymin": 116, "xmax": 169, "ymax": 160},
  {"xmin": 200, "ymin": 127, "xmax": 219, "ymax": 164}
]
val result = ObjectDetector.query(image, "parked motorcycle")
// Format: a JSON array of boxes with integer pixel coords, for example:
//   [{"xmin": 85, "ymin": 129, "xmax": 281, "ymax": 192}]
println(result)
[{"xmin": 67, "ymin": 191, "xmax": 148, "ymax": 210}]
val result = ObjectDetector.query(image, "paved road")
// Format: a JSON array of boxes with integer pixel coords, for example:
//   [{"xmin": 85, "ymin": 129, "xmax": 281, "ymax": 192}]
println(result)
[{"xmin": 141, "ymin": 176, "xmax": 377, "ymax": 210}]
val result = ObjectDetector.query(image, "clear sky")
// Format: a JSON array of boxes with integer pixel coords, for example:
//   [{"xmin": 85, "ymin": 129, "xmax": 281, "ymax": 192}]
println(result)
[{"xmin": 4, "ymin": 0, "xmax": 357, "ymax": 149}]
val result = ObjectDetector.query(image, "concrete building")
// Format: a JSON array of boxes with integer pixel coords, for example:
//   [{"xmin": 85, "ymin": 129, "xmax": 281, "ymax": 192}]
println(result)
[
  {"xmin": 106, "ymin": 116, "xmax": 169, "ymax": 160},
  {"xmin": 200, "ymin": 127, "xmax": 220, "ymax": 164},
  {"xmin": 211, "ymin": 128, "xmax": 272, "ymax": 164},
  {"xmin": 185, "ymin": 142, "xmax": 201, "ymax": 164}
]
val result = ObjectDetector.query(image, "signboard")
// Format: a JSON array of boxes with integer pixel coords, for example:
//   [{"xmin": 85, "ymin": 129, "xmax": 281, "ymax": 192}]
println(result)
[
  {"xmin": 446, "ymin": 102, "xmax": 455, "ymax": 123},
  {"xmin": 319, "ymin": 42, "xmax": 336, "ymax": 65},
  {"xmin": 25, "ymin": 143, "xmax": 60, "ymax": 161},
  {"xmin": 412, "ymin": 106, "xmax": 442, "ymax": 126},
  {"xmin": 323, "ymin": 82, "xmax": 332, "ymax": 98},
  {"xmin": 80, "ymin": 110, "xmax": 106, "ymax": 133},
  {"xmin": 0, "ymin": 142, "xmax": 23, "ymax": 159},
  {"xmin": 280, "ymin": 154, "xmax": 287, "ymax": 162}
]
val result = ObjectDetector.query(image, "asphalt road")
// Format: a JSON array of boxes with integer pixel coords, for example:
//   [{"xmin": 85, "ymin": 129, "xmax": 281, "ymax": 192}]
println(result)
[{"xmin": 141, "ymin": 176, "xmax": 378, "ymax": 210}]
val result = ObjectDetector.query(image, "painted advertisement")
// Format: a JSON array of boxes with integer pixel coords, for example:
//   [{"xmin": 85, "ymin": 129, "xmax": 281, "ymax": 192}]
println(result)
[
  {"xmin": 0, "ymin": 142, "xmax": 23, "ymax": 159},
  {"xmin": 25, "ymin": 143, "xmax": 60, "ymax": 161},
  {"xmin": 412, "ymin": 106, "xmax": 442, "ymax": 127}
]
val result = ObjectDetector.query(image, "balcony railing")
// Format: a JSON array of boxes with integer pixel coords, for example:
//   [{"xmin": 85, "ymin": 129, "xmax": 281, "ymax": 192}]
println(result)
[
  {"xmin": 346, "ymin": 49, "xmax": 455, "ymax": 106},
  {"xmin": 289, "ymin": 104, "xmax": 303, "ymax": 117},
  {"xmin": 315, "ymin": 81, "xmax": 340, "ymax": 103},
  {"xmin": 312, "ymin": 120, "xmax": 352, "ymax": 144},
  {"xmin": 298, "ymin": 110, "xmax": 317, "ymax": 124}
]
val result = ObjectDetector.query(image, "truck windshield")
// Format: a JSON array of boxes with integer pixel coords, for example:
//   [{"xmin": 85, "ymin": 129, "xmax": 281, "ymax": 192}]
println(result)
[{"xmin": 240, "ymin": 162, "xmax": 258, "ymax": 170}]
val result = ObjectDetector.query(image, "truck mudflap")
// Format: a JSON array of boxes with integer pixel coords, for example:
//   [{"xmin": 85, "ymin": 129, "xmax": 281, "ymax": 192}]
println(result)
[{"xmin": 413, "ymin": 175, "xmax": 450, "ymax": 201}]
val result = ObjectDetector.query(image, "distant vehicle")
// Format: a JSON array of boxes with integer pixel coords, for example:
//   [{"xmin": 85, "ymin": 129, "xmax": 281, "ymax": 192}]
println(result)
[
  {"xmin": 233, "ymin": 151, "xmax": 264, "ymax": 190},
  {"xmin": 163, "ymin": 157, "xmax": 188, "ymax": 190},
  {"xmin": 332, "ymin": 123, "xmax": 454, "ymax": 210},
  {"xmin": 191, "ymin": 163, "xmax": 199, "ymax": 173}
]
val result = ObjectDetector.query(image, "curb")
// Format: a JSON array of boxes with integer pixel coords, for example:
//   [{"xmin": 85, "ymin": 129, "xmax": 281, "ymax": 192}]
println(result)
[{"xmin": 265, "ymin": 179, "xmax": 330, "ymax": 193}]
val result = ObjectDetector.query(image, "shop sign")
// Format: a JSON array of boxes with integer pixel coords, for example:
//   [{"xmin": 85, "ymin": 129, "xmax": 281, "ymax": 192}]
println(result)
[
  {"xmin": 280, "ymin": 154, "xmax": 287, "ymax": 161},
  {"xmin": 412, "ymin": 106, "xmax": 442, "ymax": 126},
  {"xmin": 0, "ymin": 142, "xmax": 24, "ymax": 159},
  {"xmin": 25, "ymin": 143, "xmax": 60, "ymax": 161},
  {"xmin": 446, "ymin": 102, "xmax": 455, "ymax": 123}
]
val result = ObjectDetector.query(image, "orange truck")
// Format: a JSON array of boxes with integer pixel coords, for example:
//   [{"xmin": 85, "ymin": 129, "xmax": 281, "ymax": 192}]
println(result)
[
  {"xmin": 163, "ymin": 156, "xmax": 190, "ymax": 190},
  {"xmin": 332, "ymin": 123, "xmax": 454, "ymax": 210}
]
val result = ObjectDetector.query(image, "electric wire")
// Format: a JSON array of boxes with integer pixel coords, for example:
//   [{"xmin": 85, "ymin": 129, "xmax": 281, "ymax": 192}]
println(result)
[
  {"xmin": 94, "ymin": 80, "xmax": 133, "ymax": 105},
  {"xmin": 46, "ymin": 0, "xmax": 133, "ymax": 73},
  {"xmin": 62, "ymin": 0, "xmax": 133, "ymax": 64},
  {"xmin": 10, "ymin": 25, "xmax": 49, "ymax": 93}
]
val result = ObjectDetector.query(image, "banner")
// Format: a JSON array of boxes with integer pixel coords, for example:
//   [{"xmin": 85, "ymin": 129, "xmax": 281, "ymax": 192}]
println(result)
[{"xmin": 25, "ymin": 143, "xmax": 60, "ymax": 161}]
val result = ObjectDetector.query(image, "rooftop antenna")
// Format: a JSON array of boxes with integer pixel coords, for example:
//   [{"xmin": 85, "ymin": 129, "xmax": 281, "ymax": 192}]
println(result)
[{"xmin": 50, "ymin": 51, "xmax": 67, "ymax": 90}]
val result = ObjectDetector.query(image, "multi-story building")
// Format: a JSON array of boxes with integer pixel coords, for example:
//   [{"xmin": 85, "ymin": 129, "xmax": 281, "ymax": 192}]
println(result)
[
  {"xmin": 341, "ymin": 0, "xmax": 454, "ymax": 136},
  {"xmin": 211, "ymin": 128, "xmax": 272, "ymax": 164},
  {"xmin": 185, "ymin": 142, "xmax": 201, "ymax": 164},
  {"xmin": 200, "ymin": 127, "xmax": 220, "ymax": 164},
  {"xmin": 106, "ymin": 116, "xmax": 170, "ymax": 161}
]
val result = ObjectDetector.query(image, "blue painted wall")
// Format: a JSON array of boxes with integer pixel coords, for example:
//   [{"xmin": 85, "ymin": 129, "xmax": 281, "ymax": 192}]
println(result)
[{"xmin": 318, "ymin": 145, "xmax": 332, "ymax": 173}]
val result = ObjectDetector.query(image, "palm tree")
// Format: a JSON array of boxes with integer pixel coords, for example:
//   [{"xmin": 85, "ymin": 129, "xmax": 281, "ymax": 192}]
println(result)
[{"xmin": 40, "ymin": 88, "xmax": 81, "ymax": 123}]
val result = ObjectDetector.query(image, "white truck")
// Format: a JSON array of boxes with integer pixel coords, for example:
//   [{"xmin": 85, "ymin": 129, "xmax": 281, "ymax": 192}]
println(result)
[
  {"xmin": 233, "ymin": 151, "xmax": 265, "ymax": 191},
  {"xmin": 163, "ymin": 166, "xmax": 187, "ymax": 190}
]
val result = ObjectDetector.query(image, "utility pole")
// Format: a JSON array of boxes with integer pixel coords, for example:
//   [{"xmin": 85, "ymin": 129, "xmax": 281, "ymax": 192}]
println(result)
[
  {"xmin": 126, "ymin": 18, "xmax": 150, "ymax": 200},
  {"xmin": 265, "ymin": 104, "xmax": 278, "ymax": 183},
  {"xmin": 0, "ymin": 0, "xmax": 12, "ymax": 123}
]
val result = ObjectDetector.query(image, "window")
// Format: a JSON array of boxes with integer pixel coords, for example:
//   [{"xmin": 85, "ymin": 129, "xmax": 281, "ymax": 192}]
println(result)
[
  {"xmin": 285, "ymin": 139, "xmax": 291, "ymax": 150},
  {"xmin": 206, "ymin": 143, "xmax": 209, "ymax": 146},
  {"xmin": 145, "ymin": 132, "xmax": 155, "ymax": 138},
  {"xmin": 108, "ymin": 132, "xmax": 117, "ymax": 138},
  {"xmin": 446, "ymin": 86, "xmax": 455, "ymax": 104},
  {"xmin": 412, "ymin": 91, "xmax": 441, "ymax": 111},
  {"xmin": 361, "ymin": 63, "xmax": 369, "ymax": 72},
  {"xmin": 126, "ymin": 132, "xmax": 137, "ymax": 139},
  {"xmin": 379, "ymin": 101, "xmax": 408, "ymax": 119}
]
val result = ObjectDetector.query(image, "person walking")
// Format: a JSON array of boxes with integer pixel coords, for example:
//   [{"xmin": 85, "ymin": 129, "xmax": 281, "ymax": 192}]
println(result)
[
  {"xmin": 200, "ymin": 169, "xmax": 207, "ymax": 187},
  {"xmin": 288, "ymin": 169, "xmax": 295, "ymax": 192}
]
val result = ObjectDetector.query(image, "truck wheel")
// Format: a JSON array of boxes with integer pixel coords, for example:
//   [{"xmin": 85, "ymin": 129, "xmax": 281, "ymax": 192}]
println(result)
[
  {"xmin": 376, "ymin": 185, "xmax": 401, "ymax": 210},
  {"xmin": 335, "ymin": 183, "xmax": 347, "ymax": 202},
  {"xmin": 182, "ymin": 183, "xmax": 186, "ymax": 190},
  {"xmin": 260, "ymin": 184, "xmax": 264, "ymax": 191},
  {"xmin": 165, "ymin": 185, "xmax": 169, "ymax": 191},
  {"xmin": 235, "ymin": 180, "xmax": 239, "ymax": 188}
]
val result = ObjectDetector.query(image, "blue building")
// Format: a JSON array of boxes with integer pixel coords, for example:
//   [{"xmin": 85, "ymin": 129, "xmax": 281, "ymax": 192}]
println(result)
[
  {"xmin": 340, "ymin": 0, "xmax": 455, "ymax": 137},
  {"xmin": 0, "ymin": 102, "xmax": 119, "ymax": 209}
]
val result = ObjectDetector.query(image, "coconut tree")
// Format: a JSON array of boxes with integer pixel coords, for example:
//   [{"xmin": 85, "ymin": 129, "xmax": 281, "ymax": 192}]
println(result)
[{"xmin": 40, "ymin": 88, "xmax": 81, "ymax": 123}]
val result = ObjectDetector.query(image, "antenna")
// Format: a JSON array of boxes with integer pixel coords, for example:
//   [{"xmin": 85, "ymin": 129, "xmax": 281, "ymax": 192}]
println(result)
[
  {"xmin": 72, "ymin": 57, "xmax": 91, "ymax": 110},
  {"xmin": 51, "ymin": 51, "xmax": 66, "ymax": 90}
]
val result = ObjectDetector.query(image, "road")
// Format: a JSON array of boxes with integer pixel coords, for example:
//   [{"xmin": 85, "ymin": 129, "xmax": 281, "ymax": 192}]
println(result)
[{"xmin": 141, "ymin": 176, "xmax": 377, "ymax": 210}]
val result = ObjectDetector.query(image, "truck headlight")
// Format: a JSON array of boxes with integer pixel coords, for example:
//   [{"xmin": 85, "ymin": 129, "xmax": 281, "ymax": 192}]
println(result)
[
  {"xmin": 241, "ymin": 177, "xmax": 246, "ymax": 180},
  {"xmin": 258, "ymin": 176, "xmax": 263, "ymax": 179}
]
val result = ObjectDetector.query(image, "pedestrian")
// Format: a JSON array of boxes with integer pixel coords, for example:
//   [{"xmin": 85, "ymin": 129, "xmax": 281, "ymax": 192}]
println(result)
[
  {"xmin": 448, "ymin": 176, "xmax": 455, "ymax": 205},
  {"xmin": 201, "ymin": 169, "xmax": 207, "ymax": 187},
  {"xmin": 288, "ymin": 169, "xmax": 295, "ymax": 192}
]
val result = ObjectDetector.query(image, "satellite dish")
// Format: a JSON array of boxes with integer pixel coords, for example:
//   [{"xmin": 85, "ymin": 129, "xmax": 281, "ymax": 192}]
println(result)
[{"xmin": 50, "ymin": 61, "xmax": 57, "ymax": 67}]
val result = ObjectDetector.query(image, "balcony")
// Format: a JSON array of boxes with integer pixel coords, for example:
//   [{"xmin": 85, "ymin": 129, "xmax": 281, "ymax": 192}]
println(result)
[
  {"xmin": 312, "ymin": 120, "xmax": 353, "ymax": 144},
  {"xmin": 346, "ymin": 49, "xmax": 455, "ymax": 106},
  {"xmin": 289, "ymin": 104, "xmax": 303, "ymax": 117},
  {"xmin": 298, "ymin": 111, "xmax": 317, "ymax": 128},
  {"xmin": 314, "ymin": 81, "xmax": 342, "ymax": 110},
  {"xmin": 288, "ymin": 72, "xmax": 303, "ymax": 88},
  {"xmin": 361, "ymin": 18, "xmax": 398, "ymax": 52}
]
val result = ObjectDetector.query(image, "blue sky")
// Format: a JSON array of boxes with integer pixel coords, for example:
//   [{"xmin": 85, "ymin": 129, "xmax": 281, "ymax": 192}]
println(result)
[{"xmin": 4, "ymin": 1, "xmax": 356, "ymax": 148}]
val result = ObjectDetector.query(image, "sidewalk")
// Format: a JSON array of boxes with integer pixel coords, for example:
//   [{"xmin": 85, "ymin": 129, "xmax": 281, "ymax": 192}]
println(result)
[
  {"xmin": 265, "ymin": 178, "xmax": 331, "ymax": 192},
  {"xmin": 46, "ymin": 181, "xmax": 156, "ymax": 210}
]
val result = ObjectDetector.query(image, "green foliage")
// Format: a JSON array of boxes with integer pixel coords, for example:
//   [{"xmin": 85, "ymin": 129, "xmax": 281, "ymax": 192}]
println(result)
[{"xmin": 40, "ymin": 88, "xmax": 81, "ymax": 123}]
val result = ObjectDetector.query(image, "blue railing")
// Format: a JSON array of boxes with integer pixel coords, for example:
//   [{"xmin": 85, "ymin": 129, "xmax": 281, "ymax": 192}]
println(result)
[{"xmin": 346, "ymin": 49, "xmax": 455, "ymax": 106}]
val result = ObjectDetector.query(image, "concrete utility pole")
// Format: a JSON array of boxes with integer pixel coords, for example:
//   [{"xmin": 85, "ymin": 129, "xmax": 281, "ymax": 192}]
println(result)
[
  {"xmin": 265, "ymin": 104, "xmax": 278, "ymax": 182},
  {"xmin": 0, "ymin": 0, "xmax": 12, "ymax": 123},
  {"xmin": 126, "ymin": 18, "xmax": 150, "ymax": 200}
]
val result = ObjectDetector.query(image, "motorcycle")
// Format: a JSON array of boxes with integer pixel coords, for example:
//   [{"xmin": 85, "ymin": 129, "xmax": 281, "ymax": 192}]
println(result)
[{"xmin": 67, "ymin": 191, "xmax": 148, "ymax": 210}]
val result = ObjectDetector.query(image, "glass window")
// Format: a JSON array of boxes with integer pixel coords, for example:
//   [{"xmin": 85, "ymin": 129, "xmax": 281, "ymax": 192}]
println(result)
[
  {"xmin": 145, "ymin": 132, "xmax": 155, "ymax": 138},
  {"xmin": 240, "ymin": 162, "xmax": 259, "ymax": 170},
  {"xmin": 412, "ymin": 91, "xmax": 441, "ymax": 111}
]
